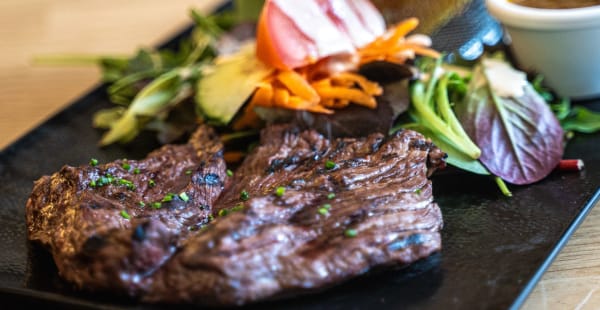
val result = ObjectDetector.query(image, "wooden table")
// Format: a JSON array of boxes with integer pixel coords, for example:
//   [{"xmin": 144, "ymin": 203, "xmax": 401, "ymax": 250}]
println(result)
[{"xmin": 1, "ymin": 1, "xmax": 598, "ymax": 309}]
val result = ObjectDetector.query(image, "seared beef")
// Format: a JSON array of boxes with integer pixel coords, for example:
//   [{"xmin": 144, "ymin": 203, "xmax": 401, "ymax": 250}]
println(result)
[
  {"xmin": 25, "ymin": 125, "xmax": 226, "ymax": 295},
  {"xmin": 144, "ymin": 125, "xmax": 445, "ymax": 306},
  {"xmin": 26, "ymin": 124, "xmax": 445, "ymax": 306}
]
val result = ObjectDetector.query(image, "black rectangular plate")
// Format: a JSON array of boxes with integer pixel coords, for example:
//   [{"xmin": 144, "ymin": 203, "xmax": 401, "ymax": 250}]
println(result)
[{"xmin": 1, "ymin": 1, "xmax": 599, "ymax": 309}]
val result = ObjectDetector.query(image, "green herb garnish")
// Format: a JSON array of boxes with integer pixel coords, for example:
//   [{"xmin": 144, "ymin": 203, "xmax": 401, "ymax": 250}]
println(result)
[
  {"xmin": 118, "ymin": 178, "xmax": 135, "ymax": 190},
  {"xmin": 327, "ymin": 192, "xmax": 335, "ymax": 199},
  {"xmin": 218, "ymin": 209, "xmax": 229, "ymax": 217},
  {"xmin": 120, "ymin": 210, "xmax": 131, "ymax": 220},
  {"xmin": 240, "ymin": 190, "xmax": 250, "ymax": 201},
  {"xmin": 325, "ymin": 160, "xmax": 336, "ymax": 170},
  {"xmin": 162, "ymin": 193, "xmax": 175, "ymax": 202},
  {"xmin": 344, "ymin": 229, "xmax": 358, "ymax": 238},
  {"xmin": 90, "ymin": 158, "xmax": 99, "ymax": 166},
  {"xmin": 231, "ymin": 203, "xmax": 244, "ymax": 212},
  {"xmin": 179, "ymin": 192, "xmax": 190, "ymax": 202},
  {"xmin": 275, "ymin": 186, "xmax": 286, "ymax": 197},
  {"xmin": 226, "ymin": 169, "xmax": 233, "ymax": 177}
]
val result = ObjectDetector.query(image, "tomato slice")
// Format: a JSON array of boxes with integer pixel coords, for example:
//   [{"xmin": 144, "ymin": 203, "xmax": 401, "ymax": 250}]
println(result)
[{"xmin": 256, "ymin": 0, "xmax": 385, "ymax": 70}]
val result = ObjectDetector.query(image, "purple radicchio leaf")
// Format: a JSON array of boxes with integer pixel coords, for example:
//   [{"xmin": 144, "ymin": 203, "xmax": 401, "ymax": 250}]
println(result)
[{"xmin": 455, "ymin": 59, "xmax": 564, "ymax": 185}]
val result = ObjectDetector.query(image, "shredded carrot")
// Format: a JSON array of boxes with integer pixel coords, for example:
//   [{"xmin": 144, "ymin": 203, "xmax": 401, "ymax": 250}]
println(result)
[
  {"xmin": 247, "ymin": 17, "xmax": 438, "ymax": 118},
  {"xmin": 273, "ymin": 87, "xmax": 290, "ymax": 107},
  {"xmin": 363, "ymin": 17, "xmax": 419, "ymax": 51},
  {"xmin": 384, "ymin": 18, "xmax": 420, "ymax": 48},
  {"xmin": 276, "ymin": 70, "xmax": 319, "ymax": 103},
  {"xmin": 251, "ymin": 83, "xmax": 274, "ymax": 107},
  {"xmin": 331, "ymin": 72, "xmax": 382, "ymax": 96},
  {"xmin": 224, "ymin": 151, "xmax": 246, "ymax": 164},
  {"xmin": 232, "ymin": 106, "xmax": 260, "ymax": 130},
  {"xmin": 314, "ymin": 86, "xmax": 377, "ymax": 109}
]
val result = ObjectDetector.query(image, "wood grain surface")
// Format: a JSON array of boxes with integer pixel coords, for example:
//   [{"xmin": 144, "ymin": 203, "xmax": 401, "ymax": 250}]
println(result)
[{"xmin": 1, "ymin": 1, "xmax": 598, "ymax": 309}]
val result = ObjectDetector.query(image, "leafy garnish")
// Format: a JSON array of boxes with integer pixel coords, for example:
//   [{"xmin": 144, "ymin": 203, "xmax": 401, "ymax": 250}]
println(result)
[
  {"xmin": 561, "ymin": 106, "xmax": 600, "ymax": 133},
  {"xmin": 454, "ymin": 58, "xmax": 564, "ymax": 185},
  {"xmin": 34, "ymin": 9, "xmax": 233, "ymax": 146},
  {"xmin": 95, "ymin": 11, "xmax": 224, "ymax": 146},
  {"xmin": 395, "ymin": 57, "xmax": 483, "ymax": 173}
]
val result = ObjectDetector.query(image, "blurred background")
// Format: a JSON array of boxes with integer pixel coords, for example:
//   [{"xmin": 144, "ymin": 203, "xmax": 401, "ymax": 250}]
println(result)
[{"xmin": 0, "ymin": 0, "xmax": 218, "ymax": 149}]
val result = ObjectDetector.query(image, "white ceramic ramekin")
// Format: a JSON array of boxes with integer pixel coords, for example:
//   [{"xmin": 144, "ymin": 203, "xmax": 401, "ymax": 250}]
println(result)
[{"xmin": 485, "ymin": 0, "xmax": 600, "ymax": 100}]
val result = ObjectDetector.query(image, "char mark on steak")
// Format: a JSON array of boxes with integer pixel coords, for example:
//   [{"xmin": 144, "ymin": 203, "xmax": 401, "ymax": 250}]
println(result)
[
  {"xmin": 143, "ymin": 124, "xmax": 446, "ymax": 306},
  {"xmin": 25, "ymin": 125, "xmax": 226, "ymax": 295},
  {"xmin": 26, "ymin": 124, "xmax": 445, "ymax": 306}
]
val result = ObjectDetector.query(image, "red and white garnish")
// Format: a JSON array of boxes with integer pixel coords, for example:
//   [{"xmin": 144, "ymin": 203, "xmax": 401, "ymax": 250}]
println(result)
[{"xmin": 235, "ymin": 0, "xmax": 439, "ymax": 128}]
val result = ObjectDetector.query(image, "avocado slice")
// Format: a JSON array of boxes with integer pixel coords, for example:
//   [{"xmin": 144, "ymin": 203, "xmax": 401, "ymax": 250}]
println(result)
[{"xmin": 196, "ymin": 42, "xmax": 273, "ymax": 125}]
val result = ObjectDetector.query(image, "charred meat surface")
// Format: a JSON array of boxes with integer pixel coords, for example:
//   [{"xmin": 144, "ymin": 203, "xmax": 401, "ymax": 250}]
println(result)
[
  {"xmin": 26, "ymin": 124, "xmax": 445, "ymax": 306},
  {"xmin": 25, "ymin": 125, "xmax": 226, "ymax": 295},
  {"xmin": 144, "ymin": 125, "xmax": 446, "ymax": 306}
]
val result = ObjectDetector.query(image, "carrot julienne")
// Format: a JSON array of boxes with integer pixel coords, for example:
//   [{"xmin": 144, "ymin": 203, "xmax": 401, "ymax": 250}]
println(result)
[{"xmin": 240, "ymin": 17, "xmax": 438, "ymax": 125}]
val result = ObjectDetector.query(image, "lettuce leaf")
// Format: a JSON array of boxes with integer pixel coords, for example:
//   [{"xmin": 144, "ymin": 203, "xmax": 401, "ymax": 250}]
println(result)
[{"xmin": 455, "ymin": 58, "xmax": 564, "ymax": 185}]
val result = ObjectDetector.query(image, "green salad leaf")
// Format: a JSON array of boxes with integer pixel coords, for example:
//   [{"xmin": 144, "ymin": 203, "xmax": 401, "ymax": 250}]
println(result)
[{"xmin": 393, "ymin": 57, "xmax": 484, "ymax": 174}]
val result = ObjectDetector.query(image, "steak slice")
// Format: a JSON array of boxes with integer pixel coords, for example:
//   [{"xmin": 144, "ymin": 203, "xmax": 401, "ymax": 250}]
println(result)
[
  {"xmin": 143, "ymin": 125, "xmax": 446, "ymax": 306},
  {"xmin": 25, "ymin": 125, "xmax": 226, "ymax": 295}
]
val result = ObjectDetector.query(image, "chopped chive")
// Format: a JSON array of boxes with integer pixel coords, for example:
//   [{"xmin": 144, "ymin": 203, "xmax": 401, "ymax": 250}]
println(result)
[
  {"xmin": 415, "ymin": 188, "xmax": 422, "ymax": 194},
  {"xmin": 240, "ymin": 190, "xmax": 250, "ymax": 201},
  {"xmin": 344, "ymin": 229, "xmax": 358, "ymax": 238},
  {"xmin": 231, "ymin": 203, "xmax": 244, "ymax": 212},
  {"xmin": 118, "ymin": 179, "xmax": 135, "ymax": 191},
  {"xmin": 179, "ymin": 192, "xmax": 190, "ymax": 202},
  {"xmin": 122, "ymin": 162, "xmax": 131, "ymax": 171},
  {"xmin": 318, "ymin": 208, "xmax": 329, "ymax": 215},
  {"xmin": 138, "ymin": 201, "xmax": 146, "ymax": 207},
  {"xmin": 327, "ymin": 192, "xmax": 335, "ymax": 199},
  {"xmin": 226, "ymin": 169, "xmax": 233, "ymax": 177},
  {"xmin": 151, "ymin": 202, "xmax": 162, "ymax": 209},
  {"xmin": 133, "ymin": 168, "xmax": 140, "ymax": 174},
  {"xmin": 325, "ymin": 160, "xmax": 336, "ymax": 170},
  {"xmin": 148, "ymin": 179, "xmax": 156, "ymax": 187},
  {"xmin": 162, "ymin": 193, "xmax": 175, "ymax": 202},
  {"xmin": 120, "ymin": 210, "xmax": 131, "ymax": 220},
  {"xmin": 185, "ymin": 170, "xmax": 193, "ymax": 175},
  {"xmin": 90, "ymin": 158, "xmax": 99, "ymax": 167},
  {"xmin": 208, "ymin": 214, "xmax": 215, "ymax": 221},
  {"xmin": 322, "ymin": 203, "xmax": 331, "ymax": 210},
  {"xmin": 218, "ymin": 209, "xmax": 229, "ymax": 217},
  {"xmin": 275, "ymin": 186, "xmax": 286, "ymax": 197},
  {"xmin": 89, "ymin": 180, "xmax": 97, "ymax": 188},
  {"xmin": 97, "ymin": 176, "xmax": 111, "ymax": 186}
]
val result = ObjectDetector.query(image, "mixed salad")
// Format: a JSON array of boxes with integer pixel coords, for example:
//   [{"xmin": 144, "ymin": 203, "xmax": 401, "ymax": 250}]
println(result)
[{"xmin": 39, "ymin": 0, "xmax": 600, "ymax": 195}]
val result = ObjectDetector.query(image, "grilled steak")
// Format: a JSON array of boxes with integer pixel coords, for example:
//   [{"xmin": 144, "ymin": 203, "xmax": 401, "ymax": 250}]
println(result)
[
  {"xmin": 25, "ymin": 125, "xmax": 226, "ymax": 295},
  {"xmin": 144, "ymin": 125, "xmax": 446, "ymax": 305},
  {"xmin": 25, "ymin": 124, "xmax": 445, "ymax": 306}
]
